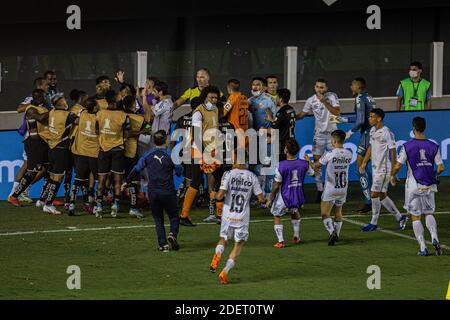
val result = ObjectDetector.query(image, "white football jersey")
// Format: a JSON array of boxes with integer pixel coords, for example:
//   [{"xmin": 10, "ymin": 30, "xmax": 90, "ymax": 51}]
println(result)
[
  {"xmin": 220, "ymin": 168, "xmax": 262, "ymax": 227},
  {"xmin": 319, "ymin": 148, "xmax": 353, "ymax": 196},
  {"xmin": 369, "ymin": 126, "xmax": 396, "ymax": 174},
  {"xmin": 303, "ymin": 92, "xmax": 340, "ymax": 135}
]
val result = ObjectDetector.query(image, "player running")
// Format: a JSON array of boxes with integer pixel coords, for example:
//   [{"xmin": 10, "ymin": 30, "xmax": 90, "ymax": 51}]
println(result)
[
  {"xmin": 359, "ymin": 108, "xmax": 408, "ymax": 232},
  {"xmin": 209, "ymin": 159, "xmax": 265, "ymax": 284},
  {"xmin": 314, "ymin": 130, "xmax": 352, "ymax": 245},
  {"xmin": 296, "ymin": 79, "xmax": 341, "ymax": 203},
  {"xmin": 391, "ymin": 117, "xmax": 444, "ymax": 256},
  {"xmin": 266, "ymin": 138, "xmax": 314, "ymax": 248}
]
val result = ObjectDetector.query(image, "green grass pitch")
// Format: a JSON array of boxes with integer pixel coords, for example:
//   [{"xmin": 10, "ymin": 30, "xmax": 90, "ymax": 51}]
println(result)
[{"xmin": 1, "ymin": 178, "xmax": 450, "ymax": 300}]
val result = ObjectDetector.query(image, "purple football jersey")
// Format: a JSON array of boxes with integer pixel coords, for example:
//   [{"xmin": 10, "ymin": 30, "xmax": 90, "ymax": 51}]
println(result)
[
  {"xmin": 404, "ymin": 139, "xmax": 439, "ymax": 186},
  {"xmin": 278, "ymin": 159, "xmax": 310, "ymax": 209}
]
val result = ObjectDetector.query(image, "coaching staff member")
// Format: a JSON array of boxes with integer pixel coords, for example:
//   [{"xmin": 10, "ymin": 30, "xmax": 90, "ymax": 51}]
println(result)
[{"xmin": 123, "ymin": 130, "xmax": 183, "ymax": 252}]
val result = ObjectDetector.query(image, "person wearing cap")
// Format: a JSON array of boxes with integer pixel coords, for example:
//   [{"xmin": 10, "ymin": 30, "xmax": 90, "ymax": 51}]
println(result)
[{"xmin": 40, "ymin": 93, "xmax": 79, "ymax": 215}]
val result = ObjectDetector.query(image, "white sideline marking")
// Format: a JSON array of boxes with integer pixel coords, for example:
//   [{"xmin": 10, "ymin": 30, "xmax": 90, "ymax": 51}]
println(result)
[
  {"xmin": 343, "ymin": 213, "xmax": 450, "ymax": 251},
  {"xmin": 1, "ymin": 212, "xmax": 450, "ymax": 242}
]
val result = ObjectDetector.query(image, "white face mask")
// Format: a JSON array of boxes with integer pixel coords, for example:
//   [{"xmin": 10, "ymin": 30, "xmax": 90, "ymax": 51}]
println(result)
[
  {"xmin": 251, "ymin": 90, "xmax": 261, "ymax": 97},
  {"xmin": 409, "ymin": 70, "xmax": 419, "ymax": 78},
  {"xmin": 204, "ymin": 101, "xmax": 215, "ymax": 110}
]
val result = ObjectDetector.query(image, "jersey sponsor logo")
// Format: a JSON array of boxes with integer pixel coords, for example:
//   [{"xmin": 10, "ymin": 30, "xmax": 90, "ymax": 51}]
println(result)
[
  {"xmin": 153, "ymin": 154, "xmax": 165, "ymax": 164},
  {"xmin": 104, "ymin": 118, "xmax": 111, "ymax": 130}
]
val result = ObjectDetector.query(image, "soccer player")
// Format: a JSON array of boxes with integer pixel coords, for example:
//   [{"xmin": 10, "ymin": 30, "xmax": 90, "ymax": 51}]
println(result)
[
  {"xmin": 62, "ymin": 89, "xmax": 89, "ymax": 208},
  {"xmin": 391, "ymin": 117, "xmax": 444, "ymax": 256},
  {"xmin": 179, "ymin": 86, "xmax": 221, "ymax": 226},
  {"xmin": 123, "ymin": 95, "xmax": 151, "ymax": 218},
  {"xmin": 95, "ymin": 76, "xmax": 111, "ymax": 111},
  {"xmin": 315, "ymin": 130, "xmax": 353, "ymax": 245},
  {"xmin": 296, "ymin": 79, "xmax": 340, "ymax": 202},
  {"xmin": 266, "ymin": 88, "xmax": 296, "ymax": 162},
  {"xmin": 209, "ymin": 158, "xmax": 265, "ymax": 284},
  {"xmin": 8, "ymin": 89, "xmax": 51, "ymax": 207},
  {"xmin": 248, "ymin": 77, "xmax": 277, "ymax": 199},
  {"xmin": 174, "ymin": 100, "xmax": 195, "ymax": 209},
  {"xmin": 202, "ymin": 99, "xmax": 236, "ymax": 224},
  {"xmin": 345, "ymin": 78, "xmax": 375, "ymax": 214},
  {"xmin": 223, "ymin": 78, "xmax": 249, "ymax": 151},
  {"xmin": 11, "ymin": 77, "xmax": 51, "ymax": 203},
  {"xmin": 360, "ymin": 108, "xmax": 408, "ymax": 232},
  {"xmin": 266, "ymin": 138, "xmax": 314, "ymax": 248},
  {"xmin": 123, "ymin": 130, "xmax": 183, "ymax": 252},
  {"xmin": 150, "ymin": 81, "xmax": 173, "ymax": 136},
  {"xmin": 41, "ymin": 93, "xmax": 78, "ymax": 215},
  {"xmin": 94, "ymin": 90, "xmax": 130, "ymax": 218},
  {"xmin": 44, "ymin": 70, "xmax": 59, "ymax": 106},
  {"xmin": 69, "ymin": 97, "xmax": 99, "ymax": 216},
  {"xmin": 265, "ymin": 75, "xmax": 279, "ymax": 103}
]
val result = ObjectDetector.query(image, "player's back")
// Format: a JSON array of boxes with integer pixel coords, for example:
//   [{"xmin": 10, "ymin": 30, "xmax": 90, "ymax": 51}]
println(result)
[
  {"xmin": 403, "ymin": 139, "xmax": 440, "ymax": 189},
  {"xmin": 222, "ymin": 168, "xmax": 261, "ymax": 226},
  {"xmin": 277, "ymin": 159, "xmax": 311, "ymax": 208},
  {"xmin": 322, "ymin": 148, "xmax": 353, "ymax": 195},
  {"xmin": 226, "ymin": 92, "xmax": 249, "ymax": 131}
]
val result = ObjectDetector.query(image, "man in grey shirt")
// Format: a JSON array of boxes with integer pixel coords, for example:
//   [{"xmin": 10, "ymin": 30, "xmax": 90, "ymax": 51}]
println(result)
[{"xmin": 151, "ymin": 81, "xmax": 173, "ymax": 136}]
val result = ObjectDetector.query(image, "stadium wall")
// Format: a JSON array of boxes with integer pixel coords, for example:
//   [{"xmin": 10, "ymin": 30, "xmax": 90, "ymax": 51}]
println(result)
[{"xmin": 0, "ymin": 110, "xmax": 449, "ymax": 200}]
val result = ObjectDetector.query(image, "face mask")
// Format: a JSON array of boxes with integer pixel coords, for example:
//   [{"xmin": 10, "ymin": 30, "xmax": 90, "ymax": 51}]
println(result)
[
  {"xmin": 251, "ymin": 90, "xmax": 261, "ymax": 97},
  {"xmin": 205, "ymin": 101, "xmax": 215, "ymax": 110},
  {"xmin": 409, "ymin": 70, "xmax": 418, "ymax": 78}
]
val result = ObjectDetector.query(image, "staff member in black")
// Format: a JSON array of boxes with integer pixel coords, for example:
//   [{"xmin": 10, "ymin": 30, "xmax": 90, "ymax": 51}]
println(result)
[
  {"xmin": 266, "ymin": 88, "xmax": 296, "ymax": 161},
  {"xmin": 123, "ymin": 130, "xmax": 183, "ymax": 252}
]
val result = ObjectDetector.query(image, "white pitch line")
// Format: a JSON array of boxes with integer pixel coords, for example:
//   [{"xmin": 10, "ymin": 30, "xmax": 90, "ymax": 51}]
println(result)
[
  {"xmin": 1, "ymin": 212, "xmax": 450, "ymax": 239},
  {"xmin": 343, "ymin": 214, "xmax": 450, "ymax": 251}
]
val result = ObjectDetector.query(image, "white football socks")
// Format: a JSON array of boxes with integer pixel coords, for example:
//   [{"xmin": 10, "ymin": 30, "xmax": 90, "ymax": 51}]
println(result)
[
  {"xmin": 334, "ymin": 221, "xmax": 343, "ymax": 237},
  {"xmin": 412, "ymin": 220, "xmax": 427, "ymax": 251},
  {"xmin": 370, "ymin": 197, "xmax": 381, "ymax": 225},
  {"xmin": 291, "ymin": 219, "xmax": 300, "ymax": 239},
  {"xmin": 274, "ymin": 224, "xmax": 284, "ymax": 242},
  {"xmin": 425, "ymin": 215, "xmax": 439, "ymax": 243},
  {"xmin": 223, "ymin": 258, "xmax": 235, "ymax": 273},
  {"xmin": 322, "ymin": 217, "xmax": 335, "ymax": 235},
  {"xmin": 215, "ymin": 244, "xmax": 225, "ymax": 256},
  {"xmin": 381, "ymin": 197, "xmax": 402, "ymax": 221}
]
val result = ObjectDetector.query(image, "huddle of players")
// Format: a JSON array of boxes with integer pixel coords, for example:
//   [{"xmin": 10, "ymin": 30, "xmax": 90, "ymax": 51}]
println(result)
[
  {"xmin": 7, "ymin": 69, "xmax": 445, "ymax": 282},
  {"xmin": 8, "ymin": 73, "xmax": 155, "ymax": 218},
  {"xmin": 208, "ymin": 78, "xmax": 444, "ymax": 284}
]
